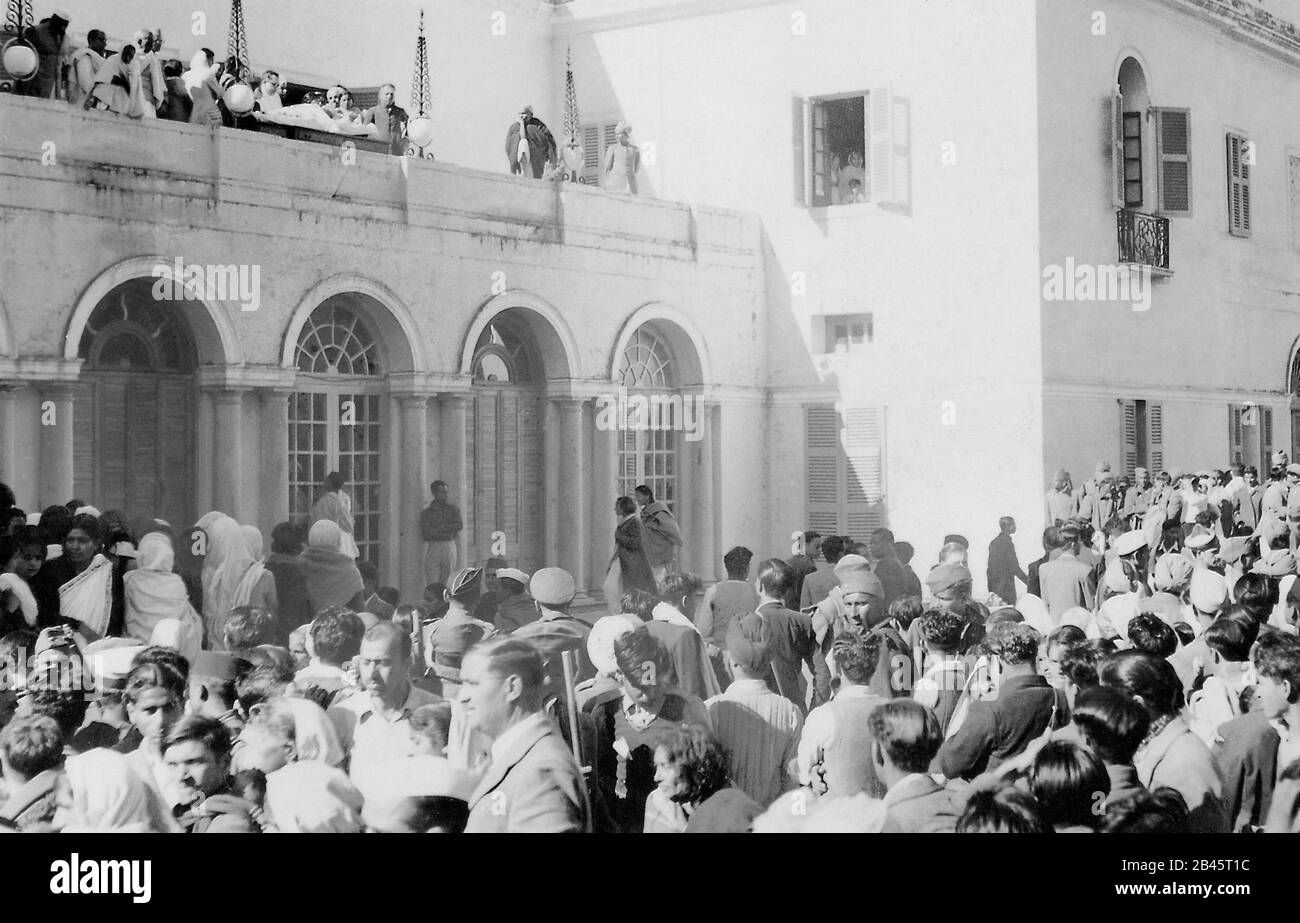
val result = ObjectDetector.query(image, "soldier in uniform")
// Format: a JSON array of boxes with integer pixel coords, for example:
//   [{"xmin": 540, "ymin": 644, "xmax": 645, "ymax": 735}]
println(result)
[{"xmin": 512, "ymin": 568, "xmax": 595, "ymax": 686}]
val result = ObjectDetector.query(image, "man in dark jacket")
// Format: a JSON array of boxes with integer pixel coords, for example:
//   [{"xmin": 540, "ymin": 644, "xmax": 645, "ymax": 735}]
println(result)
[
  {"xmin": 162, "ymin": 716, "xmax": 257, "ymax": 833},
  {"xmin": 753, "ymin": 559, "xmax": 816, "ymax": 711},
  {"xmin": 987, "ymin": 517, "xmax": 1029, "ymax": 605},
  {"xmin": 504, "ymin": 105, "xmax": 557, "ymax": 178},
  {"xmin": 421, "ymin": 480, "xmax": 463, "ymax": 585},
  {"xmin": 265, "ymin": 522, "xmax": 310, "ymax": 641},
  {"xmin": 868, "ymin": 528, "xmax": 911, "ymax": 607},
  {"xmin": 362, "ymin": 83, "xmax": 409, "ymax": 155},
  {"xmin": 635, "ymin": 485, "xmax": 682, "ymax": 586},
  {"xmin": 938, "ymin": 623, "xmax": 1067, "ymax": 780}
]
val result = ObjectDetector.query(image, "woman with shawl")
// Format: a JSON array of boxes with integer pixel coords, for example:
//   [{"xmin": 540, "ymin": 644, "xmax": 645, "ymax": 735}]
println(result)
[
  {"xmin": 54, "ymin": 749, "xmax": 177, "ymax": 833},
  {"xmin": 84, "ymin": 43, "xmax": 139, "ymax": 115},
  {"xmin": 30, "ymin": 513, "xmax": 123, "ymax": 637},
  {"xmin": 124, "ymin": 532, "xmax": 203, "ymax": 653},
  {"xmin": 311, "ymin": 472, "xmax": 360, "ymax": 560},
  {"xmin": 297, "ymin": 520, "xmax": 364, "ymax": 616},
  {"xmin": 183, "ymin": 49, "xmax": 224, "ymax": 126},
  {"xmin": 197, "ymin": 512, "xmax": 277, "ymax": 651},
  {"xmin": 0, "ymin": 528, "xmax": 44, "ymax": 634}
]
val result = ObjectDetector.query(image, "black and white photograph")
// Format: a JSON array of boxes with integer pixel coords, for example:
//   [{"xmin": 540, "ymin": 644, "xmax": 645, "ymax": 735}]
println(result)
[{"xmin": 0, "ymin": 0, "xmax": 1293, "ymax": 898}]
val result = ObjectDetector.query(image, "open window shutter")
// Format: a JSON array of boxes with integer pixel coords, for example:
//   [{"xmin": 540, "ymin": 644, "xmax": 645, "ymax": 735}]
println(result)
[
  {"xmin": 1261, "ymin": 405, "xmax": 1274, "ymax": 465},
  {"xmin": 1110, "ymin": 88, "xmax": 1125, "ymax": 208},
  {"xmin": 805, "ymin": 404, "xmax": 842, "ymax": 533},
  {"xmin": 844, "ymin": 406, "xmax": 886, "ymax": 535},
  {"xmin": 1227, "ymin": 133, "xmax": 1251, "ymax": 237},
  {"xmin": 793, "ymin": 94, "xmax": 808, "ymax": 205},
  {"xmin": 1147, "ymin": 402, "xmax": 1164, "ymax": 475},
  {"xmin": 810, "ymin": 100, "xmax": 830, "ymax": 207},
  {"xmin": 580, "ymin": 123, "xmax": 601, "ymax": 185},
  {"xmin": 1229, "ymin": 404, "xmax": 1244, "ymax": 465},
  {"xmin": 869, "ymin": 84, "xmax": 897, "ymax": 206},
  {"xmin": 1155, "ymin": 108, "xmax": 1192, "ymax": 216},
  {"xmin": 1119, "ymin": 400, "xmax": 1138, "ymax": 479}
]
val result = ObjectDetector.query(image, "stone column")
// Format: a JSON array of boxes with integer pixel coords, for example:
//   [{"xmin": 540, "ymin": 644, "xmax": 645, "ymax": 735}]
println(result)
[
  {"xmin": 695, "ymin": 400, "xmax": 717, "ymax": 580},
  {"xmin": 555, "ymin": 396, "xmax": 589, "ymax": 594},
  {"xmin": 210, "ymin": 388, "xmax": 248, "ymax": 519},
  {"xmin": 542, "ymin": 396, "xmax": 560, "ymax": 566},
  {"xmin": 38, "ymin": 384, "xmax": 75, "ymax": 510},
  {"xmin": 398, "ymin": 394, "xmax": 431, "ymax": 601},
  {"xmin": 439, "ymin": 392, "xmax": 471, "ymax": 570},
  {"xmin": 258, "ymin": 389, "xmax": 292, "ymax": 536},
  {"xmin": 588, "ymin": 399, "xmax": 618, "ymax": 599},
  {"xmin": 0, "ymin": 383, "xmax": 24, "ymax": 492}
]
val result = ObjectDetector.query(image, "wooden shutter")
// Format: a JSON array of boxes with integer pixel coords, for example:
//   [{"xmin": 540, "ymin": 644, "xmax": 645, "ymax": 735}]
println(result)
[
  {"xmin": 1227, "ymin": 133, "xmax": 1251, "ymax": 237},
  {"xmin": 1155, "ymin": 108, "xmax": 1192, "ymax": 216},
  {"xmin": 810, "ymin": 100, "xmax": 830, "ymax": 207},
  {"xmin": 516, "ymin": 393, "xmax": 543, "ymax": 573},
  {"xmin": 1110, "ymin": 88, "xmax": 1125, "ymax": 208},
  {"xmin": 580, "ymin": 123, "xmax": 601, "ymax": 185},
  {"xmin": 844, "ymin": 406, "xmax": 886, "ymax": 535},
  {"xmin": 1119, "ymin": 399, "xmax": 1138, "ymax": 479},
  {"xmin": 1261, "ymin": 405, "xmax": 1274, "ymax": 466},
  {"xmin": 1229, "ymin": 404, "xmax": 1244, "ymax": 466},
  {"xmin": 1147, "ymin": 402, "xmax": 1164, "ymax": 476},
  {"xmin": 792, "ymin": 94, "xmax": 808, "ymax": 205},
  {"xmin": 72, "ymin": 381, "xmax": 97, "ymax": 507},
  {"xmin": 805, "ymin": 405, "xmax": 841, "ymax": 533},
  {"xmin": 869, "ymin": 84, "xmax": 909, "ymax": 207}
]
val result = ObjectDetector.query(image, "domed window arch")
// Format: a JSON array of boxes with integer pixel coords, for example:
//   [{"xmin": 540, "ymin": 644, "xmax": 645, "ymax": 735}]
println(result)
[{"xmin": 617, "ymin": 325, "xmax": 679, "ymax": 511}]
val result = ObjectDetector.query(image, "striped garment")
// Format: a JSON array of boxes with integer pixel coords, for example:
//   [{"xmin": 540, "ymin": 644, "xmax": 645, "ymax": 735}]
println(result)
[{"xmin": 705, "ymin": 679, "xmax": 804, "ymax": 806}]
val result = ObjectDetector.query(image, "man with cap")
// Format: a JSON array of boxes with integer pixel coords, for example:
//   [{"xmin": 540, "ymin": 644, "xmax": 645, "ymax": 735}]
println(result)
[
  {"xmin": 329, "ymin": 622, "xmax": 442, "ymax": 776},
  {"xmin": 424, "ymin": 567, "xmax": 496, "ymax": 696},
  {"xmin": 1169, "ymin": 568, "xmax": 1229, "ymax": 693},
  {"xmin": 925, "ymin": 563, "xmax": 973, "ymax": 609},
  {"xmin": 460, "ymin": 637, "xmax": 590, "ymax": 832},
  {"xmin": 505, "ymin": 104, "xmax": 558, "ymax": 179},
  {"xmin": 986, "ymin": 517, "xmax": 1028, "ymax": 606},
  {"xmin": 511, "ymin": 567, "xmax": 595, "ymax": 686},
  {"xmin": 1124, "ymin": 467, "xmax": 1156, "ymax": 529},
  {"xmin": 602, "ymin": 121, "xmax": 641, "ymax": 194},
  {"xmin": 1113, "ymin": 529, "xmax": 1149, "ymax": 584},
  {"xmin": 801, "ymin": 535, "xmax": 848, "ymax": 609},
  {"xmin": 811, "ymin": 560, "xmax": 883, "ymax": 706},
  {"xmin": 704, "ymin": 612, "xmax": 803, "ymax": 805},
  {"xmin": 1144, "ymin": 553, "xmax": 1193, "ymax": 626},
  {"xmin": 72, "ymin": 638, "xmax": 144, "ymax": 751},
  {"xmin": 17, "ymin": 10, "xmax": 69, "ymax": 100},
  {"xmin": 187, "ymin": 651, "xmax": 247, "ymax": 735},
  {"xmin": 1037, "ymin": 523, "xmax": 1096, "ymax": 621},
  {"xmin": 491, "ymin": 567, "xmax": 537, "ymax": 633},
  {"xmin": 354, "ymin": 754, "xmax": 477, "ymax": 832},
  {"xmin": 1263, "ymin": 464, "xmax": 1292, "ymax": 523},
  {"xmin": 1078, "ymin": 467, "xmax": 1122, "ymax": 536}
]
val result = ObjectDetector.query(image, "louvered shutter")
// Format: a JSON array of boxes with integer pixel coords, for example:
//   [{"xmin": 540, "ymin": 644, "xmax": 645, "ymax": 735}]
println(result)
[
  {"xmin": 1155, "ymin": 108, "xmax": 1192, "ymax": 216},
  {"xmin": 1148, "ymin": 402, "xmax": 1164, "ymax": 476},
  {"xmin": 793, "ymin": 94, "xmax": 808, "ymax": 205},
  {"xmin": 810, "ymin": 101, "xmax": 830, "ymax": 207},
  {"xmin": 72, "ymin": 381, "xmax": 96, "ymax": 506},
  {"xmin": 1119, "ymin": 400, "xmax": 1137, "ymax": 479},
  {"xmin": 127, "ymin": 378, "xmax": 159, "ymax": 516},
  {"xmin": 1229, "ymin": 404, "xmax": 1244, "ymax": 466},
  {"xmin": 844, "ymin": 406, "xmax": 886, "ymax": 534},
  {"xmin": 1261, "ymin": 405, "xmax": 1274, "ymax": 466},
  {"xmin": 869, "ymin": 84, "xmax": 909, "ymax": 207},
  {"xmin": 805, "ymin": 405, "xmax": 841, "ymax": 533},
  {"xmin": 1227, "ymin": 133, "xmax": 1251, "ymax": 237},
  {"xmin": 516, "ymin": 393, "xmax": 543, "ymax": 573},
  {"xmin": 580, "ymin": 124, "xmax": 601, "ymax": 185},
  {"xmin": 1110, "ymin": 88, "xmax": 1125, "ymax": 208},
  {"xmin": 99, "ymin": 377, "xmax": 128, "ymax": 512}
]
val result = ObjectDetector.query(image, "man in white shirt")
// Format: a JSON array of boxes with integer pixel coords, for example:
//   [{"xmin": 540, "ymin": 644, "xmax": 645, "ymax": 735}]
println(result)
[
  {"xmin": 328, "ymin": 622, "xmax": 440, "ymax": 774},
  {"xmin": 66, "ymin": 29, "xmax": 106, "ymax": 109},
  {"xmin": 797, "ymin": 632, "xmax": 889, "ymax": 797},
  {"xmin": 255, "ymin": 69, "xmax": 283, "ymax": 112}
]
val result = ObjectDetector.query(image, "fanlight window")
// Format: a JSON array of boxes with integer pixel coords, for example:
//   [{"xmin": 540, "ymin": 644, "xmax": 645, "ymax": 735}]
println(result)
[
  {"xmin": 79, "ymin": 291, "xmax": 195, "ymax": 371},
  {"xmin": 472, "ymin": 320, "xmax": 537, "ymax": 384},
  {"xmin": 296, "ymin": 305, "xmax": 381, "ymax": 375},
  {"xmin": 619, "ymin": 328, "xmax": 674, "ymax": 389}
]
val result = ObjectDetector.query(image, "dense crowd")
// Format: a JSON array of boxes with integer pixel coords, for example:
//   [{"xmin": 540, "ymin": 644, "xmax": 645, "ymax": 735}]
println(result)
[{"xmin": 1, "ymin": 447, "xmax": 1298, "ymax": 834}]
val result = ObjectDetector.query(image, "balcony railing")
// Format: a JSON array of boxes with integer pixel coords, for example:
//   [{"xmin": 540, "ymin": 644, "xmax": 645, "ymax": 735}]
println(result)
[{"xmin": 1116, "ymin": 209, "xmax": 1170, "ymax": 271}]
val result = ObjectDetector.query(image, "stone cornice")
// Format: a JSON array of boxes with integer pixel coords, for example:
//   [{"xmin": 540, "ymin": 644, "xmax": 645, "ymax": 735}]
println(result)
[
  {"xmin": 1151, "ymin": 0, "xmax": 1300, "ymax": 67},
  {"xmin": 1, "ymin": 358, "xmax": 83, "ymax": 383},
  {"xmin": 1043, "ymin": 376, "xmax": 1286, "ymax": 405},
  {"xmin": 552, "ymin": 0, "xmax": 790, "ymax": 35},
  {"xmin": 197, "ymin": 365, "xmax": 297, "ymax": 391}
]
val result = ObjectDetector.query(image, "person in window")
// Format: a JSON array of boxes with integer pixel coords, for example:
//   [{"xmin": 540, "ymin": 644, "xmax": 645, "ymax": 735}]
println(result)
[
  {"xmin": 312, "ymin": 472, "xmax": 359, "ymax": 560},
  {"xmin": 847, "ymin": 178, "xmax": 866, "ymax": 204},
  {"xmin": 837, "ymin": 149, "xmax": 866, "ymax": 204}
]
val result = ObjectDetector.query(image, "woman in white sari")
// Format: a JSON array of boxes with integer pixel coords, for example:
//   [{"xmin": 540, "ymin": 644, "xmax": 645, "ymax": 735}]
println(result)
[
  {"xmin": 84, "ymin": 44, "xmax": 139, "ymax": 116},
  {"xmin": 123, "ymin": 532, "xmax": 203, "ymax": 654},
  {"xmin": 312, "ymin": 472, "xmax": 360, "ymax": 559},
  {"xmin": 31, "ymin": 513, "xmax": 121, "ymax": 638},
  {"xmin": 54, "ymin": 748, "xmax": 177, "ymax": 833},
  {"xmin": 197, "ymin": 512, "xmax": 277, "ymax": 650}
]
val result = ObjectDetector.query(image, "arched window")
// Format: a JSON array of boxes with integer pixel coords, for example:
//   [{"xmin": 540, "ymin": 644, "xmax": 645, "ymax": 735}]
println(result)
[
  {"xmin": 617, "ymin": 326, "xmax": 678, "ymax": 511},
  {"xmin": 289, "ymin": 302, "xmax": 384, "ymax": 565},
  {"xmin": 294, "ymin": 305, "xmax": 381, "ymax": 376},
  {"xmin": 79, "ymin": 291, "xmax": 196, "ymax": 371},
  {"xmin": 471, "ymin": 319, "xmax": 537, "ymax": 384}
]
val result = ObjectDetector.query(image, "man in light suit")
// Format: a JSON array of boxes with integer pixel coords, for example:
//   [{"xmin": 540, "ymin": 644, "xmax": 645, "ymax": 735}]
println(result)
[
  {"xmin": 873, "ymin": 700, "xmax": 960, "ymax": 833},
  {"xmin": 459, "ymin": 637, "xmax": 589, "ymax": 832}
]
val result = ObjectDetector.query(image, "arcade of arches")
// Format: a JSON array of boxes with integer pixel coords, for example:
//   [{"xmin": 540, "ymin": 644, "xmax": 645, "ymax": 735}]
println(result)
[{"xmin": 19, "ymin": 278, "xmax": 723, "ymax": 602}]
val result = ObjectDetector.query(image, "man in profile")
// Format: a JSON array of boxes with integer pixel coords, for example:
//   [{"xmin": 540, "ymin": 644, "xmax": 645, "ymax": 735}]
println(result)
[
  {"xmin": 421, "ymin": 480, "xmax": 463, "ymax": 585},
  {"xmin": 459, "ymin": 638, "xmax": 589, "ymax": 832},
  {"xmin": 987, "ymin": 517, "xmax": 1028, "ymax": 605}
]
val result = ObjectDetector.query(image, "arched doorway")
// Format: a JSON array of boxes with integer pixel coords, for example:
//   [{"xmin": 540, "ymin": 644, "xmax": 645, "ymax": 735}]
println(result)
[
  {"xmin": 616, "ymin": 325, "xmax": 680, "ymax": 511},
  {"xmin": 289, "ymin": 298, "xmax": 385, "ymax": 565},
  {"xmin": 73, "ymin": 280, "xmax": 198, "ymax": 528},
  {"xmin": 470, "ymin": 312, "xmax": 544, "ymax": 572}
]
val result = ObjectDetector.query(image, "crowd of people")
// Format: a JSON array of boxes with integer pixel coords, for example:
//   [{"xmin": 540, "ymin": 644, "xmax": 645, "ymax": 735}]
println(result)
[{"xmin": 2, "ymin": 444, "xmax": 1299, "ymax": 834}]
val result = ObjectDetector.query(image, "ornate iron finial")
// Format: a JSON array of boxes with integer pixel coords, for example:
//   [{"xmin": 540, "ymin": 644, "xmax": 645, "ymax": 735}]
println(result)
[
  {"xmin": 411, "ymin": 8, "xmax": 432, "ymax": 118},
  {"xmin": 5, "ymin": 0, "xmax": 33, "ymax": 34},
  {"xmin": 227, "ymin": 0, "xmax": 250, "ymax": 79}
]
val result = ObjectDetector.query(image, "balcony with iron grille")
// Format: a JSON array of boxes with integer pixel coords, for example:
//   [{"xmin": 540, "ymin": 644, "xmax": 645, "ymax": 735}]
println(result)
[{"xmin": 1116, "ymin": 209, "xmax": 1172, "ymax": 274}]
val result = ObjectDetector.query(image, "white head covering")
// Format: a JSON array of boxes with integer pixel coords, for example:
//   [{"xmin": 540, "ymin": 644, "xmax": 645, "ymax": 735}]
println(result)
[
  {"xmin": 285, "ymin": 696, "xmax": 345, "ymax": 766},
  {"xmin": 61, "ymin": 749, "xmax": 175, "ymax": 833},
  {"xmin": 199, "ymin": 513, "xmax": 259, "ymax": 651},
  {"xmin": 586, "ymin": 615, "xmax": 639, "ymax": 677},
  {"xmin": 308, "ymin": 519, "xmax": 344, "ymax": 552},
  {"xmin": 351, "ymin": 755, "xmax": 478, "ymax": 804},
  {"xmin": 265, "ymin": 761, "xmax": 363, "ymax": 833},
  {"xmin": 1014, "ymin": 594, "xmax": 1054, "ymax": 637},
  {"xmin": 241, "ymin": 524, "xmax": 264, "ymax": 560}
]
